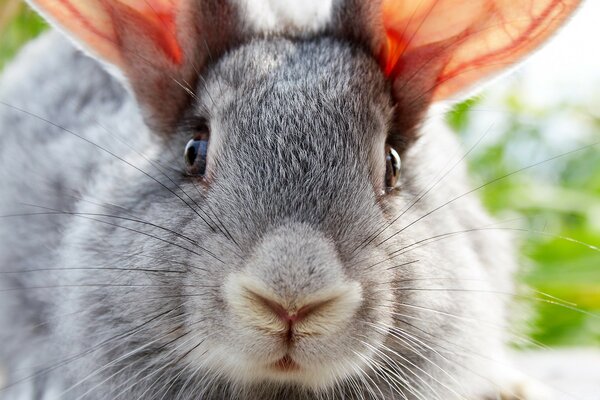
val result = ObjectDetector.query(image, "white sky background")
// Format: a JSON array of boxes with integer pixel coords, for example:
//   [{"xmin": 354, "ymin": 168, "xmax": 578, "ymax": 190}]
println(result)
[
  {"xmin": 479, "ymin": 0, "xmax": 600, "ymax": 111},
  {"xmin": 456, "ymin": 1, "xmax": 600, "ymax": 229},
  {"xmin": 516, "ymin": 0, "xmax": 600, "ymax": 107},
  {"xmin": 463, "ymin": 1, "xmax": 600, "ymax": 150}
]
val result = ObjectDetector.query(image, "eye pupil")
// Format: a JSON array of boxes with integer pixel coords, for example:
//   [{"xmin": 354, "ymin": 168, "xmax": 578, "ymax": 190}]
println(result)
[
  {"xmin": 385, "ymin": 146, "xmax": 401, "ymax": 190},
  {"xmin": 184, "ymin": 136, "xmax": 209, "ymax": 176},
  {"xmin": 186, "ymin": 144, "xmax": 198, "ymax": 165}
]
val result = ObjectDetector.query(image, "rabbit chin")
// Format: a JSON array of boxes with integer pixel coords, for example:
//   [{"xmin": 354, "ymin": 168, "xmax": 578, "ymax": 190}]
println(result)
[{"xmin": 195, "ymin": 345, "xmax": 369, "ymax": 390}]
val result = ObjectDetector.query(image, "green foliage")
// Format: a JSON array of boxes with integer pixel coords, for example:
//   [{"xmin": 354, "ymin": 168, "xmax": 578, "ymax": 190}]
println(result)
[
  {"xmin": 0, "ymin": 1, "xmax": 47, "ymax": 70},
  {"xmin": 447, "ymin": 92, "xmax": 600, "ymax": 347}
]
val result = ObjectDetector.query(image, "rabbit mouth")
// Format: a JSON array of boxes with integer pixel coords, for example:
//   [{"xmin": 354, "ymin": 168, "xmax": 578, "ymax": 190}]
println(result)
[{"xmin": 271, "ymin": 355, "xmax": 300, "ymax": 372}]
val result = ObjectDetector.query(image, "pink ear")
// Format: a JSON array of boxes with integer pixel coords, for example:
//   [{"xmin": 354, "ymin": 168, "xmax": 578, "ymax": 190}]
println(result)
[
  {"xmin": 379, "ymin": 0, "xmax": 581, "ymax": 100},
  {"xmin": 28, "ymin": 0, "xmax": 184, "ymax": 69},
  {"xmin": 27, "ymin": 0, "xmax": 237, "ymax": 134}
]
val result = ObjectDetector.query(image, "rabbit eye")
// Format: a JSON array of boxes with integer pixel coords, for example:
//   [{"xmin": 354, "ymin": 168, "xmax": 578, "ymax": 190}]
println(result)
[
  {"xmin": 385, "ymin": 146, "xmax": 401, "ymax": 190},
  {"xmin": 184, "ymin": 129, "xmax": 209, "ymax": 176}
]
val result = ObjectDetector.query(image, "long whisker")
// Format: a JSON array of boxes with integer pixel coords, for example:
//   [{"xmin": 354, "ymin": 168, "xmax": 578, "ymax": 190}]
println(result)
[
  {"xmin": 366, "ymin": 303, "xmax": 549, "ymax": 351},
  {"xmin": 355, "ymin": 123, "xmax": 494, "ymax": 254},
  {"xmin": 387, "ymin": 288, "xmax": 600, "ymax": 320},
  {"xmin": 374, "ymin": 323, "xmax": 529, "ymax": 400},
  {"xmin": 56, "ymin": 311, "xmax": 194, "ymax": 399},
  {"xmin": 0, "ymin": 305, "xmax": 182, "ymax": 394},
  {"xmin": 355, "ymin": 338, "xmax": 431, "ymax": 400},
  {"xmin": 364, "ymin": 223, "xmax": 599, "ymax": 273},
  {"xmin": 360, "ymin": 337, "xmax": 463, "ymax": 400},
  {"xmin": 376, "ymin": 141, "xmax": 600, "ymax": 247},
  {"xmin": 0, "ymin": 101, "xmax": 221, "ymax": 236},
  {"xmin": 93, "ymin": 118, "xmax": 242, "ymax": 252},
  {"xmin": 0, "ymin": 210, "xmax": 224, "ymax": 266}
]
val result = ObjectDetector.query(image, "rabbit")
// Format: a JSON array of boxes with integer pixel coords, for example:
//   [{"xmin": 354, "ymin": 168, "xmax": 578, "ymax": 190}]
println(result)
[{"xmin": 0, "ymin": 0, "xmax": 581, "ymax": 399}]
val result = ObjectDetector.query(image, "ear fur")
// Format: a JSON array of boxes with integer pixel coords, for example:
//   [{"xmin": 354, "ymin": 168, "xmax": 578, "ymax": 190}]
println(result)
[
  {"xmin": 379, "ymin": 0, "xmax": 581, "ymax": 101},
  {"xmin": 26, "ymin": 0, "xmax": 239, "ymax": 134},
  {"xmin": 336, "ymin": 0, "xmax": 581, "ymax": 146}
]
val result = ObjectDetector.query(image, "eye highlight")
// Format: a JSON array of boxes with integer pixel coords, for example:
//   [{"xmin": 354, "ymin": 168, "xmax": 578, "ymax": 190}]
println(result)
[
  {"xmin": 184, "ymin": 123, "xmax": 210, "ymax": 176},
  {"xmin": 385, "ymin": 146, "xmax": 401, "ymax": 190}
]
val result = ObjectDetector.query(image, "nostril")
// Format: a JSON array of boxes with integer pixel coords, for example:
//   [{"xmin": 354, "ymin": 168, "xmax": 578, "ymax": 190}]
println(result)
[
  {"xmin": 258, "ymin": 296, "xmax": 298, "ymax": 324},
  {"xmin": 225, "ymin": 273, "xmax": 363, "ymax": 337},
  {"xmin": 257, "ymin": 295, "xmax": 331, "ymax": 325}
]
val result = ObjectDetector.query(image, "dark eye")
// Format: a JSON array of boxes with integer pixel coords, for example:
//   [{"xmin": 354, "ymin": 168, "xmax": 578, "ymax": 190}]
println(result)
[
  {"xmin": 184, "ymin": 124, "xmax": 210, "ymax": 176},
  {"xmin": 385, "ymin": 146, "xmax": 401, "ymax": 190}
]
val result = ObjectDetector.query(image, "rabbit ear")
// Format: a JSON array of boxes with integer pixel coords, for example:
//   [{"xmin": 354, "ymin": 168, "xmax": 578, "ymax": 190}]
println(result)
[
  {"xmin": 26, "ymin": 0, "xmax": 185, "ymax": 69},
  {"xmin": 26, "ymin": 0, "xmax": 238, "ymax": 134},
  {"xmin": 379, "ymin": 0, "xmax": 580, "ymax": 102}
]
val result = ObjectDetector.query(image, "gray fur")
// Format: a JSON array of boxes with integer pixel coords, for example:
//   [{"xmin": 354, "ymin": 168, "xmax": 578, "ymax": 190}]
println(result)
[{"xmin": 1, "ymin": 22, "xmax": 522, "ymax": 400}]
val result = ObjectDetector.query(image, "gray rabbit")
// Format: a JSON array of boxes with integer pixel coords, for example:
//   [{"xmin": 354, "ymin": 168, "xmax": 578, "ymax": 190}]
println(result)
[{"xmin": 0, "ymin": 0, "xmax": 581, "ymax": 399}]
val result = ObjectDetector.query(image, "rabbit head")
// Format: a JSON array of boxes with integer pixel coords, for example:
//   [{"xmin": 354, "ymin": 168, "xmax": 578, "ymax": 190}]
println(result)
[{"xmin": 14, "ymin": 0, "xmax": 580, "ymax": 398}]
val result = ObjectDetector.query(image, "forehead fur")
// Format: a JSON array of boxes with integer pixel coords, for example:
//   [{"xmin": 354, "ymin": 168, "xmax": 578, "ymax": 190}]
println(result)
[
  {"xmin": 196, "ymin": 36, "xmax": 394, "ymax": 167},
  {"xmin": 186, "ymin": 37, "xmax": 394, "ymax": 231},
  {"xmin": 203, "ymin": 36, "xmax": 390, "ymax": 105}
]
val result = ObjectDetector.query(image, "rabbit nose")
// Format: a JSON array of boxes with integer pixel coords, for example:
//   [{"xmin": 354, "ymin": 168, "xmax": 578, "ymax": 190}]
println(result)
[
  {"xmin": 246, "ymin": 288, "xmax": 351, "ymax": 325},
  {"xmin": 258, "ymin": 295, "xmax": 305, "ymax": 324},
  {"xmin": 224, "ymin": 222, "xmax": 362, "ymax": 339},
  {"xmin": 224, "ymin": 274, "xmax": 363, "ymax": 339}
]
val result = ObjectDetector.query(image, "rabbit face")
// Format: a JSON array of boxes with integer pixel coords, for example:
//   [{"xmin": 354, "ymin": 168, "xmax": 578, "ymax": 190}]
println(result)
[
  {"xmin": 176, "ymin": 38, "xmax": 396, "ymax": 388},
  {"xmin": 4, "ymin": 1, "xmax": 580, "ymax": 399},
  {"xmin": 54, "ymin": 37, "xmax": 507, "ymax": 398},
  {"xmin": 53, "ymin": 36, "xmax": 403, "ymax": 394}
]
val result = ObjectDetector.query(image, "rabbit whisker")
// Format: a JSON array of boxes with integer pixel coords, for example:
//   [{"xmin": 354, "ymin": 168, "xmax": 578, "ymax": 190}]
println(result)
[
  {"xmin": 144, "ymin": 335, "xmax": 210, "ymax": 400},
  {"xmin": 384, "ymin": 319, "xmax": 561, "ymax": 400},
  {"xmin": 348, "ymin": 352, "xmax": 386, "ymax": 400},
  {"xmin": 0, "ymin": 210, "xmax": 224, "ymax": 266},
  {"xmin": 389, "ymin": 289, "xmax": 599, "ymax": 320},
  {"xmin": 358, "ymin": 351, "xmax": 416, "ymax": 400},
  {"xmin": 70, "ymin": 327, "xmax": 190, "ymax": 400},
  {"xmin": 376, "ymin": 325, "xmax": 527, "ymax": 400},
  {"xmin": 356, "ymin": 122, "xmax": 493, "ymax": 255},
  {"xmin": 0, "ymin": 101, "xmax": 233, "ymax": 242},
  {"xmin": 4, "ymin": 290, "xmax": 213, "ymax": 342},
  {"xmin": 355, "ymin": 336, "xmax": 428, "ymax": 400},
  {"xmin": 366, "ymin": 347, "xmax": 432, "ymax": 400},
  {"xmin": 94, "ymin": 120, "xmax": 242, "ymax": 252},
  {"xmin": 0, "ymin": 266, "xmax": 185, "ymax": 275},
  {"xmin": 18, "ymin": 204, "xmax": 205, "ymax": 248},
  {"xmin": 345, "ymin": 368, "xmax": 366, "ymax": 400},
  {"xmin": 62, "ymin": 308, "xmax": 216, "ymax": 400},
  {"xmin": 59, "ymin": 314, "xmax": 190, "ymax": 400},
  {"xmin": 359, "ymin": 337, "xmax": 460, "ymax": 400},
  {"xmin": 376, "ymin": 141, "xmax": 600, "ymax": 247},
  {"xmin": 392, "ymin": 301, "xmax": 551, "ymax": 350},
  {"xmin": 0, "ymin": 305, "xmax": 183, "ymax": 394},
  {"xmin": 109, "ymin": 330, "xmax": 213, "ymax": 400},
  {"xmin": 366, "ymin": 323, "xmax": 470, "ymax": 395},
  {"xmin": 363, "ymin": 223, "xmax": 599, "ymax": 273},
  {"xmin": 374, "ymin": 302, "xmax": 549, "ymax": 351},
  {"xmin": 176, "ymin": 344, "xmax": 220, "ymax": 400}
]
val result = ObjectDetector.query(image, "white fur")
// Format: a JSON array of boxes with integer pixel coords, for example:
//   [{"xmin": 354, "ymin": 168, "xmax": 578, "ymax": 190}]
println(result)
[
  {"xmin": 219, "ymin": 272, "xmax": 366, "ymax": 387},
  {"xmin": 234, "ymin": 0, "xmax": 334, "ymax": 33}
]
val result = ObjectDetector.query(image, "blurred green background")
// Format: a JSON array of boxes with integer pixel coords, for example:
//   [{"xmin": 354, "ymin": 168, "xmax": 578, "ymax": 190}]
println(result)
[{"xmin": 1, "ymin": 0, "xmax": 599, "ymax": 347}]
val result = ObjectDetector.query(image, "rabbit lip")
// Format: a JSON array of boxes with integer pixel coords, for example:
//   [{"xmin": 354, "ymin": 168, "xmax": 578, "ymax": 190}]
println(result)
[{"xmin": 271, "ymin": 355, "xmax": 300, "ymax": 372}]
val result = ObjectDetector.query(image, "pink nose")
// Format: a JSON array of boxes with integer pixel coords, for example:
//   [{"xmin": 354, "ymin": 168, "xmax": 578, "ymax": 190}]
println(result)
[
  {"xmin": 225, "ymin": 272, "xmax": 363, "ymax": 341},
  {"xmin": 254, "ymin": 295, "xmax": 333, "ymax": 343},
  {"xmin": 258, "ymin": 295, "xmax": 318, "ymax": 325}
]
